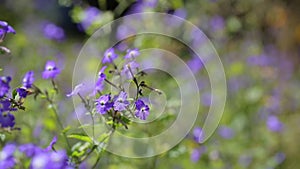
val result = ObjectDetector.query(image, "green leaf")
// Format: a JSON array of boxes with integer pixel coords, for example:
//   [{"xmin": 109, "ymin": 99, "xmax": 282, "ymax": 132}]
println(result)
[
  {"xmin": 97, "ymin": 132, "xmax": 111, "ymax": 143},
  {"xmin": 68, "ymin": 133, "xmax": 92, "ymax": 143},
  {"xmin": 12, "ymin": 89, "xmax": 18, "ymax": 100},
  {"xmin": 72, "ymin": 150, "xmax": 85, "ymax": 158},
  {"xmin": 62, "ymin": 126, "xmax": 71, "ymax": 134}
]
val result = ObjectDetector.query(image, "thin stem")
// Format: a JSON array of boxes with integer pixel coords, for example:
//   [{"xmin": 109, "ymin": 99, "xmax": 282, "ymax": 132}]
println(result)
[
  {"xmin": 126, "ymin": 107, "xmax": 136, "ymax": 119},
  {"xmin": 0, "ymin": 32, "xmax": 6, "ymax": 43},
  {"xmin": 51, "ymin": 79, "xmax": 58, "ymax": 94},
  {"xmin": 92, "ymin": 153, "xmax": 102, "ymax": 169},
  {"xmin": 91, "ymin": 130, "xmax": 114, "ymax": 169},
  {"xmin": 127, "ymin": 65, "xmax": 140, "ymax": 101},
  {"xmin": 140, "ymin": 83, "xmax": 162, "ymax": 95},
  {"xmin": 104, "ymin": 79, "xmax": 122, "ymax": 91},
  {"xmin": 45, "ymin": 92, "xmax": 71, "ymax": 150},
  {"xmin": 77, "ymin": 93, "xmax": 95, "ymax": 139},
  {"xmin": 79, "ymin": 130, "xmax": 114, "ymax": 166}
]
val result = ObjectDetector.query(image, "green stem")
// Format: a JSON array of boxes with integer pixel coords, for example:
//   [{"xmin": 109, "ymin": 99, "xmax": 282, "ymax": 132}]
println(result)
[
  {"xmin": 45, "ymin": 93, "xmax": 71, "ymax": 150},
  {"xmin": 77, "ymin": 93, "xmax": 95, "ymax": 139}
]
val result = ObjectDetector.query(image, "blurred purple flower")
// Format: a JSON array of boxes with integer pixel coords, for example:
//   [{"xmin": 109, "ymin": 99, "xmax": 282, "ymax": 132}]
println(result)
[
  {"xmin": 266, "ymin": 115, "xmax": 284, "ymax": 132},
  {"xmin": 187, "ymin": 57, "xmax": 204, "ymax": 73},
  {"xmin": 102, "ymin": 48, "xmax": 118, "ymax": 64},
  {"xmin": 19, "ymin": 144, "xmax": 43, "ymax": 157},
  {"xmin": 124, "ymin": 48, "xmax": 140, "ymax": 60},
  {"xmin": 0, "ymin": 76, "xmax": 12, "ymax": 98},
  {"xmin": 193, "ymin": 127, "xmax": 204, "ymax": 143},
  {"xmin": 210, "ymin": 15, "xmax": 225, "ymax": 32},
  {"xmin": 125, "ymin": 0, "xmax": 158, "ymax": 15},
  {"xmin": 95, "ymin": 94, "xmax": 112, "ymax": 114},
  {"xmin": 0, "ymin": 99, "xmax": 16, "ymax": 112},
  {"xmin": 0, "ymin": 143, "xmax": 16, "ymax": 169},
  {"xmin": 116, "ymin": 24, "xmax": 136, "ymax": 40},
  {"xmin": 191, "ymin": 146, "xmax": 206, "ymax": 163},
  {"xmin": 30, "ymin": 150, "xmax": 69, "ymax": 169},
  {"xmin": 66, "ymin": 83, "xmax": 84, "ymax": 97},
  {"xmin": 42, "ymin": 61, "xmax": 60, "ymax": 79},
  {"xmin": 190, "ymin": 28, "xmax": 207, "ymax": 47},
  {"xmin": 135, "ymin": 99, "xmax": 150, "ymax": 120},
  {"xmin": 0, "ymin": 21, "xmax": 16, "ymax": 37},
  {"xmin": 274, "ymin": 152, "xmax": 286, "ymax": 164},
  {"xmin": 142, "ymin": 0, "xmax": 158, "ymax": 7},
  {"xmin": 43, "ymin": 23, "xmax": 65, "ymax": 41},
  {"xmin": 80, "ymin": 7, "xmax": 101, "ymax": 31},
  {"xmin": 113, "ymin": 91, "xmax": 130, "ymax": 111},
  {"xmin": 218, "ymin": 126, "xmax": 235, "ymax": 139},
  {"xmin": 0, "ymin": 99, "xmax": 17, "ymax": 113},
  {"xmin": 122, "ymin": 61, "xmax": 139, "ymax": 79},
  {"xmin": 23, "ymin": 71, "xmax": 34, "ymax": 89},
  {"xmin": 0, "ymin": 113, "xmax": 15, "ymax": 128},
  {"xmin": 173, "ymin": 8, "xmax": 187, "ymax": 19},
  {"xmin": 247, "ymin": 54, "xmax": 275, "ymax": 66},
  {"xmin": 201, "ymin": 92, "xmax": 211, "ymax": 107}
]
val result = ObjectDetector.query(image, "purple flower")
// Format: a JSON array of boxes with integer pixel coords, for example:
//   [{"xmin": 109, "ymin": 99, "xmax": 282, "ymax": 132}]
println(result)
[
  {"xmin": 0, "ymin": 21, "xmax": 16, "ymax": 37},
  {"xmin": 0, "ymin": 143, "xmax": 16, "ymax": 169},
  {"xmin": 0, "ymin": 76, "xmax": 11, "ymax": 98},
  {"xmin": 0, "ymin": 99, "xmax": 16, "ymax": 112},
  {"xmin": 218, "ymin": 126, "xmax": 235, "ymax": 139},
  {"xmin": 19, "ymin": 144, "xmax": 43, "ymax": 157},
  {"xmin": 247, "ymin": 54, "xmax": 275, "ymax": 66},
  {"xmin": 46, "ymin": 136, "xmax": 57, "ymax": 151},
  {"xmin": 80, "ymin": 7, "xmax": 101, "ymax": 31},
  {"xmin": 121, "ymin": 61, "xmax": 139, "ymax": 79},
  {"xmin": 135, "ymin": 99, "xmax": 150, "ymax": 120},
  {"xmin": 210, "ymin": 15, "xmax": 225, "ymax": 32},
  {"xmin": 113, "ymin": 91, "xmax": 130, "ymax": 111},
  {"xmin": 267, "ymin": 115, "xmax": 284, "ymax": 132},
  {"xmin": 190, "ymin": 146, "xmax": 206, "ymax": 163},
  {"xmin": 16, "ymin": 87, "xmax": 28, "ymax": 98},
  {"xmin": 142, "ymin": 0, "xmax": 158, "ymax": 7},
  {"xmin": 102, "ymin": 48, "xmax": 118, "ymax": 64},
  {"xmin": 43, "ymin": 23, "xmax": 65, "ymax": 41},
  {"xmin": 95, "ymin": 94, "xmax": 112, "ymax": 114},
  {"xmin": 187, "ymin": 57, "xmax": 204, "ymax": 73},
  {"xmin": 30, "ymin": 150, "xmax": 69, "ymax": 169},
  {"xmin": 66, "ymin": 83, "xmax": 84, "ymax": 97},
  {"xmin": 23, "ymin": 71, "xmax": 34, "ymax": 88},
  {"xmin": 0, "ymin": 113, "xmax": 15, "ymax": 128},
  {"xmin": 193, "ymin": 127, "xmax": 203, "ymax": 143},
  {"xmin": 274, "ymin": 152, "xmax": 286, "ymax": 164},
  {"xmin": 124, "ymin": 49, "xmax": 140, "ymax": 59},
  {"xmin": 173, "ymin": 8, "xmax": 187, "ymax": 19},
  {"xmin": 42, "ymin": 61, "xmax": 60, "ymax": 79},
  {"xmin": 94, "ymin": 66, "xmax": 107, "ymax": 93},
  {"xmin": 116, "ymin": 25, "xmax": 136, "ymax": 40}
]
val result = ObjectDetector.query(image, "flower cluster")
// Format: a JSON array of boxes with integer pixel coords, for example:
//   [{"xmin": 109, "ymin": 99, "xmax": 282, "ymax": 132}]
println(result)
[
  {"xmin": 95, "ymin": 48, "xmax": 154, "ymax": 122},
  {"xmin": 0, "ymin": 137, "xmax": 72, "ymax": 169},
  {"xmin": 0, "ymin": 20, "xmax": 15, "ymax": 54},
  {"xmin": 68, "ymin": 47, "xmax": 161, "ymax": 131},
  {"xmin": 0, "ymin": 60, "xmax": 61, "ymax": 130}
]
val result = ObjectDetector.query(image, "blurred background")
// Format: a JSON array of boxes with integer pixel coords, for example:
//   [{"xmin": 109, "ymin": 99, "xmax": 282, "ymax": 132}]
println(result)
[{"xmin": 1, "ymin": 0, "xmax": 300, "ymax": 168}]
